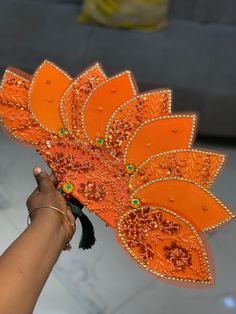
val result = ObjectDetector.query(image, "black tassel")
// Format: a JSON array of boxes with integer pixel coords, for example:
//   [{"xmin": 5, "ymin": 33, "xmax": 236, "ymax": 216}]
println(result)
[
  {"xmin": 57, "ymin": 189, "xmax": 96, "ymax": 250},
  {"xmin": 77, "ymin": 212, "xmax": 96, "ymax": 250},
  {"xmin": 66, "ymin": 197, "xmax": 96, "ymax": 250}
]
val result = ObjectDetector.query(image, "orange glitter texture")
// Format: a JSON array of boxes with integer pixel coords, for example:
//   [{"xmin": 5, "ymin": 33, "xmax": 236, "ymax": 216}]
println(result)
[{"xmin": 0, "ymin": 60, "xmax": 234, "ymax": 286}]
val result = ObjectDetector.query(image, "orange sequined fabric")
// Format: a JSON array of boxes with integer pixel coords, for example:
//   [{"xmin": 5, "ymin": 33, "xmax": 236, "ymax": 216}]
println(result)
[{"xmin": 0, "ymin": 60, "xmax": 234, "ymax": 286}]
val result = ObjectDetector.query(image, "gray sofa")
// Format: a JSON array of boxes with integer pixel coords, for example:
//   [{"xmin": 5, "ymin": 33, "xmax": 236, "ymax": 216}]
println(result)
[{"xmin": 0, "ymin": 0, "xmax": 236, "ymax": 137}]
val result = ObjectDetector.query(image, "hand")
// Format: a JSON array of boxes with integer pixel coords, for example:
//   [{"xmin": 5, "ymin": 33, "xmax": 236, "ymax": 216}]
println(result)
[{"xmin": 26, "ymin": 166, "xmax": 76, "ymax": 242}]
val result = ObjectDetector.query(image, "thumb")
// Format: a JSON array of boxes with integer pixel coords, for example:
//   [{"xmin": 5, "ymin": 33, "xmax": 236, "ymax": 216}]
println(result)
[{"xmin": 33, "ymin": 167, "xmax": 55, "ymax": 193}]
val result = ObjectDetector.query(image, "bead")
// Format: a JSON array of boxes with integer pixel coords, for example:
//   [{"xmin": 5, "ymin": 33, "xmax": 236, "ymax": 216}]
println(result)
[
  {"xmin": 98, "ymin": 106, "xmax": 104, "ymax": 111},
  {"xmin": 142, "ymin": 176, "xmax": 149, "ymax": 183},
  {"xmin": 137, "ymin": 168, "xmax": 145, "ymax": 176},
  {"xmin": 164, "ymin": 241, "xmax": 192, "ymax": 271},
  {"xmin": 78, "ymin": 181, "xmax": 106, "ymax": 202},
  {"xmin": 106, "ymin": 119, "xmax": 133, "ymax": 156},
  {"xmin": 146, "ymin": 142, "xmax": 151, "ymax": 148}
]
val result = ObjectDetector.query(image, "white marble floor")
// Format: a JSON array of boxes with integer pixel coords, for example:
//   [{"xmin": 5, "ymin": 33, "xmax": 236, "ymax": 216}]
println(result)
[{"xmin": 0, "ymin": 131, "xmax": 236, "ymax": 314}]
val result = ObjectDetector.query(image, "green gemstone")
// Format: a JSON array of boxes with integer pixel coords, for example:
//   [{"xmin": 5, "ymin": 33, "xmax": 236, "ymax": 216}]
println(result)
[
  {"xmin": 97, "ymin": 138, "xmax": 103, "ymax": 144},
  {"xmin": 66, "ymin": 183, "xmax": 72, "ymax": 190},
  {"xmin": 127, "ymin": 165, "xmax": 134, "ymax": 171},
  {"xmin": 132, "ymin": 199, "xmax": 140, "ymax": 205},
  {"xmin": 59, "ymin": 129, "xmax": 66, "ymax": 135}
]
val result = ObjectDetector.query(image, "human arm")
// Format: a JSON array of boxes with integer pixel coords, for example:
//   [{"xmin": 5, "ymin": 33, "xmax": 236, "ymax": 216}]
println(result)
[{"xmin": 0, "ymin": 167, "xmax": 76, "ymax": 314}]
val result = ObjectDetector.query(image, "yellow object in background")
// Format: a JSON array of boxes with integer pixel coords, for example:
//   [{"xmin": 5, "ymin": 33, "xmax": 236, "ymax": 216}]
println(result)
[{"xmin": 79, "ymin": 0, "xmax": 170, "ymax": 31}]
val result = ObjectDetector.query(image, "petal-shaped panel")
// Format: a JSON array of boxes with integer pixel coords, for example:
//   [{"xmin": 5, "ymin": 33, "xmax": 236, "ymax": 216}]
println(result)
[
  {"xmin": 130, "ymin": 177, "xmax": 234, "ymax": 231},
  {"xmin": 130, "ymin": 149, "xmax": 225, "ymax": 190},
  {"xmin": 82, "ymin": 72, "xmax": 138, "ymax": 145},
  {"xmin": 124, "ymin": 115, "xmax": 196, "ymax": 167},
  {"xmin": 29, "ymin": 60, "xmax": 72, "ymax": 132},
  {"xmin": 60, "ymin": 63, "xmax": 107, "ymax": 141},
  {"xmin": 117, "ymin": 206, "xmax": 212, "ymax": 284},
  {"xmin": 0, "ymin": 70, "xmax": 49, "ymax": 144}
]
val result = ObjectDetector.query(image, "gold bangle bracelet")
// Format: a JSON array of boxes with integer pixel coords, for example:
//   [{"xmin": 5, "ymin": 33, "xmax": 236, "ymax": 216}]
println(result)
[{"xmin": 27, "ymin": 205, "xmax": 76, "ymax": 251}]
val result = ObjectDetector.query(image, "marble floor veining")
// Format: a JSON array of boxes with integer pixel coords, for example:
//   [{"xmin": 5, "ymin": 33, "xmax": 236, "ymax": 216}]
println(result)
[{"xmin": 0, "ymin": 131, "xmax": 236, "ymax": 314}]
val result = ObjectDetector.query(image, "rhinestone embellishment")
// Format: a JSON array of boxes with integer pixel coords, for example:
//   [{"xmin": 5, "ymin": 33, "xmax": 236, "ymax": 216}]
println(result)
[
  {"xmin": 62, "ymin": 182, "xmax": 74, "ymax": 194},
  {"xmin": 95, "ymin": 137, "xmax": 104, "ymax": 147},
  {"xmin": 125, "ymin": 164, "xmax": 135, "ymax": 174},
  {"xmin": 58, "ymin": 128, "xmax": 67, "ymax": 137},
  {"xmin": 130, "ymin": 198, "xmax": 141, "ymax": 208}
]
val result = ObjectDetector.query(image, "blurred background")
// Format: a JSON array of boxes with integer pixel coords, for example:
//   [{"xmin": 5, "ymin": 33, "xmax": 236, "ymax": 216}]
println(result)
[{"xmin": 0, "ymin": 0, "xmax": 236, "ymax": 313}]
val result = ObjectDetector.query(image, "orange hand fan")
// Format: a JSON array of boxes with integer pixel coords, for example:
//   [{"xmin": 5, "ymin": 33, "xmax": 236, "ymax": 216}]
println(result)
[{"xmin": 0, "ymin": 60, "xmax": 234, "ymax": 286}]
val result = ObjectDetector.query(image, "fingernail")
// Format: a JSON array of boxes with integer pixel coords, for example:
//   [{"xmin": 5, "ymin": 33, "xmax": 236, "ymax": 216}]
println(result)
[{"xmin": 34, "ymin": 167, "xmax": 42, "ymax": 175}]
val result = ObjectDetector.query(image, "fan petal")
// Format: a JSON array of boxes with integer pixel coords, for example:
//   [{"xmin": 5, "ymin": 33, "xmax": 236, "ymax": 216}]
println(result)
[
  {"xmin": 82, "ymin": 71, "xmax": 138, "ymax": 145},
  {"xmin": 130, "ymin": 149, "xmax": 225, "ymax": 190},
  {"xmin": 0, "ymin": 68, "xmax": 31, "ymax": 98},
  {"xmin": 105, "ymin": 89, "xmax": 172, "ymax": 159},
  {"xmin": 29, "ymin": 60, "xmax": 72, "ymax": 132},
  {"xmin": 117, "ymin": 206, "xmax": 212, "ymax": 284},
  {"xmin": 124, "ymin": 115, "xmax": 196, "ymax": 168},
  {"xmin": 130, "ymin": 177, "xmax": 234, "ymax": 231},
  {"xmin": 0, "ymin": 69, "xmax": 49, "ymax": 144},
  {"xmin": 60, "ymin": 63, "xmax": 107, "ymax": 140}
]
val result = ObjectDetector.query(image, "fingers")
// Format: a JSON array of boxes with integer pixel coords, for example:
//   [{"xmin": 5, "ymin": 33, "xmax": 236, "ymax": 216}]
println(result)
[
  {"xmin": 49, "ymin": 173, "xmax": 58, "ymax": 187},
  {"xmin": 33, "ymin": 166, "xmax": 55, "ymax": 193}
]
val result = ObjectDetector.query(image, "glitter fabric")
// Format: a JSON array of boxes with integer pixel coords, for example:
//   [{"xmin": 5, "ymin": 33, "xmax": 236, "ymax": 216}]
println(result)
[{"xmin": 0, "ymin": 60, "xmax": 234, "ymax": 286}]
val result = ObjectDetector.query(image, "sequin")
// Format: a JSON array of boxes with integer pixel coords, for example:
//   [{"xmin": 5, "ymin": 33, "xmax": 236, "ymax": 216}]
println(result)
[
  {"xmin": 164, "ymin": 241, "xmax": 192, "ymax": 271},
  {"xmin": 78, "ymin": 181, "xmax": 106, "ymax": 201},
  {"xmin": 107, "ymin": 119, "xmax": 133, "ymax": 156}
]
